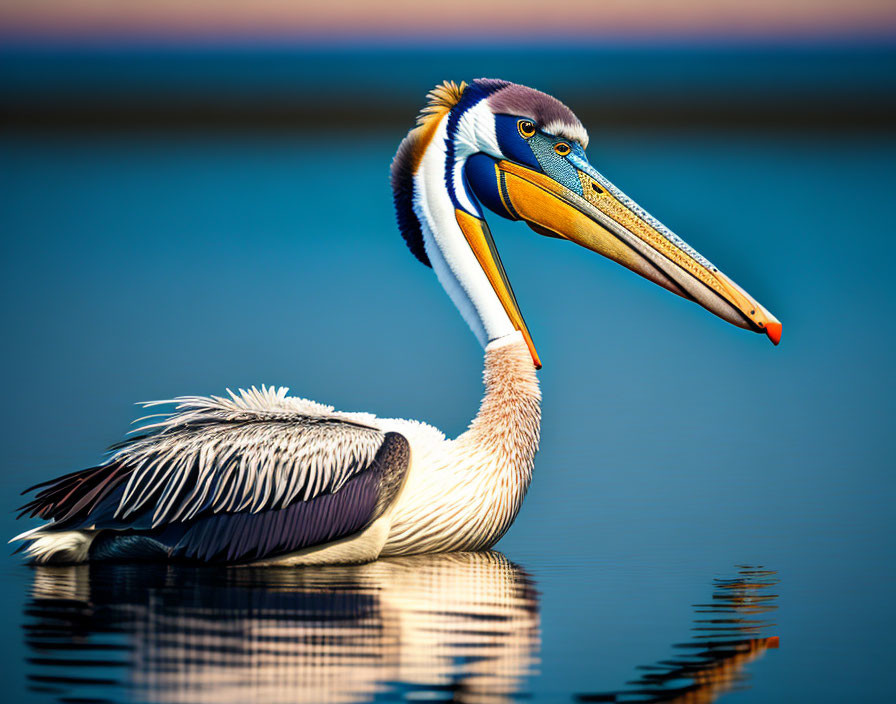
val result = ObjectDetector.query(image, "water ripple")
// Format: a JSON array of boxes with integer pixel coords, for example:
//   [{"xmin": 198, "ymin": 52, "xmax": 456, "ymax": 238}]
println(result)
[
  {"xmin": 575, "ymin": 564, "xmax": 779, "ymax": 703},
  {"xmin": 23, "ymin": 552, "xmax": 540, "ymax": 704}
]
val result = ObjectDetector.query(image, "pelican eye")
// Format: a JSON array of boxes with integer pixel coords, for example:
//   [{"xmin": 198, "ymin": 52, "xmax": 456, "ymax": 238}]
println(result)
[
  {"xmin": 518, "ymin": 120, "xmax": 536, "ymax": 139},
  {"xmin": 554, "ymin": 142, "xmax": 571, "ymax": 156}
]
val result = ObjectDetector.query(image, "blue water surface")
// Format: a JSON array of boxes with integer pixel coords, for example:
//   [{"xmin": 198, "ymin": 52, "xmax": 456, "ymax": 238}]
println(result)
[{"xmin": 0, "ymin": 121, "xmax": 893, "ymax": 701}]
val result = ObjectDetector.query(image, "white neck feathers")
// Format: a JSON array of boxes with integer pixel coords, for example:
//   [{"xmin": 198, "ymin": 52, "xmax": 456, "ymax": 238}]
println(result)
[{"xmin": 412, "ymin": 110, "xmax": 515, "ymax": 348}]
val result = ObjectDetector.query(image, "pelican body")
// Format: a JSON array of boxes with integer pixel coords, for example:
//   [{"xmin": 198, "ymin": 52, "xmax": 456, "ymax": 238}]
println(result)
[{"xmin": 14, "ymin": 79, "xmax": 780, "ymax": 565}]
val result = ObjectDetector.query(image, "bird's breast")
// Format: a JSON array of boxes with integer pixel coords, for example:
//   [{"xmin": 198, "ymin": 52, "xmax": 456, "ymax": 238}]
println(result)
[{"xmin": 380, "ymin": 431, "xmax": 533, "ymax": 557}]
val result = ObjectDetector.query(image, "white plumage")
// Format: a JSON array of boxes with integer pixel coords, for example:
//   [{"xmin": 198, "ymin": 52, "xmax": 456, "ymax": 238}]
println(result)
[{"xmin": 382, "ymin": 334, "xmax": 540, "ymax": 556}]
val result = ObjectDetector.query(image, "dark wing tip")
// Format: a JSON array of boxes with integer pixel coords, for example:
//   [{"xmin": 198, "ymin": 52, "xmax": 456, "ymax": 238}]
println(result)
[{"xmin": 16, "ymin": 463, "xmax": 130, "ymax": 526}]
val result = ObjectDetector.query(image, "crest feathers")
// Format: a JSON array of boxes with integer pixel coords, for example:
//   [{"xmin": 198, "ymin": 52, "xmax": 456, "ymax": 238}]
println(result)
[{"xmin": 416, "ymin": 80, "xmax": 468, "ymax": 126}]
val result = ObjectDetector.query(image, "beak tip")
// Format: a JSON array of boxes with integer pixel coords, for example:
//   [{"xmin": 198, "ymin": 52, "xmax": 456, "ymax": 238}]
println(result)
[{"xmin": 764, "ymin": 320, "xmax": 782, "ymax": 346}]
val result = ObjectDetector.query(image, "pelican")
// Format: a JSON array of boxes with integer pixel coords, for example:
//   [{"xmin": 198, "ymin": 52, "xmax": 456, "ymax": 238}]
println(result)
[{"xmin": 14, "ymin": 79, "xmax": 781, "ymax": 565}]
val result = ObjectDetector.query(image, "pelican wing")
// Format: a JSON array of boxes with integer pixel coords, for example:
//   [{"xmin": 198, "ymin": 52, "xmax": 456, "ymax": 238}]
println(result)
[{"xmin": 18, "ymin": 386, "xmax": 410, "ymax": 562}]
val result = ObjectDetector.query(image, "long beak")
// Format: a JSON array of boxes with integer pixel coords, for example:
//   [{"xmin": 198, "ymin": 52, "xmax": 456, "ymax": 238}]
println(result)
[
  {"xmin": 493, "ymin": 158, "xmax": 782, "ymax": 346},
  {"xmin": 454, "ymin": 208, "xmax": 543, "ymax": 368}
]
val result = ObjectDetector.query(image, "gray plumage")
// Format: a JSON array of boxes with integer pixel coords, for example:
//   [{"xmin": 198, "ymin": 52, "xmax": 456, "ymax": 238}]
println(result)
[
  {"xmin": 481, "ymin": 79, "xmax": 589, "ymax": 147},
  {"xmin": 18, "ymin": 385, "xmax": 410, "ymax": 563},
  {"xmin": 117, "ymin": 386, "xmax": 386, "ymax": 525}
]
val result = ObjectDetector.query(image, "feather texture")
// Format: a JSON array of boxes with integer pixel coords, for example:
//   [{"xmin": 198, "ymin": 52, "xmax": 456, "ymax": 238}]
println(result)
[
  {"xmin": 17, "ymin": 386, "xmax": 410, "ymax": 563},
  {"xmin": 112, "ymin": 386, "xmax": 385, "ymax": 526},
  {"xmin": 391, "ymin": 80, "xmax": 470, "ymax": 268}
]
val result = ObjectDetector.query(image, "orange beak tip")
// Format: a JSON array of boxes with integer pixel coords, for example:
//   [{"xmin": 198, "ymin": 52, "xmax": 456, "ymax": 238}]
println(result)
[
  {"xmin": 766, "ymin": 636, "xmax": 780, "ymax": 649},
  {"xmin": 765, "ymin": 321, "xmax": 783, "ymax": 346}
]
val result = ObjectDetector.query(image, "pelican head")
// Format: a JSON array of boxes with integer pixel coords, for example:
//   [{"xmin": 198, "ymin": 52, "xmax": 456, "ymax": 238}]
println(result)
[{"xmin": 392, "ymin": 79, "xmax": 781, "ymax": 368}]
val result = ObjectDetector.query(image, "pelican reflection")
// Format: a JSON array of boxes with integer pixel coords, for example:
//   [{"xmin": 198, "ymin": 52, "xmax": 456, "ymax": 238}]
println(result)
[
  {"xmin": 24, "ymin": 552, "xmax": 539, "ymax": 703},
  {"xmin": 577, "ymin": 565, "xmax": 779, "ymax": 703}
]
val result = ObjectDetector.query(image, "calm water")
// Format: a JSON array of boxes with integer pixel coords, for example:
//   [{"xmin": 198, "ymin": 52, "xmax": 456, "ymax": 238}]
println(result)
[
  {"xmin": 1, "ymin": 127, "xmax": 894, "ymax": 702},
  {"xmin": 19, "ymin": 557, "xmax": 776, "ymax": 703}
]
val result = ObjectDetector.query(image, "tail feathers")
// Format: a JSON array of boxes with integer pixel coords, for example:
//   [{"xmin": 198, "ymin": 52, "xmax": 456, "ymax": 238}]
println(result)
[{"xmin": 15, "ymin": 529, "xmax": 96, "ymax": 564}]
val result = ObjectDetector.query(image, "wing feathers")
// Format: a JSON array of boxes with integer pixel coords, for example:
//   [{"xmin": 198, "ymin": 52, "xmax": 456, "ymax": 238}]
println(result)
[
  {"xmin": 104, "ymin": 386, "xmax": 386, "ymax": 527},
  {"xmin": 18, "ymin": 386, "xmax": 401, "ymax": 555}
]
